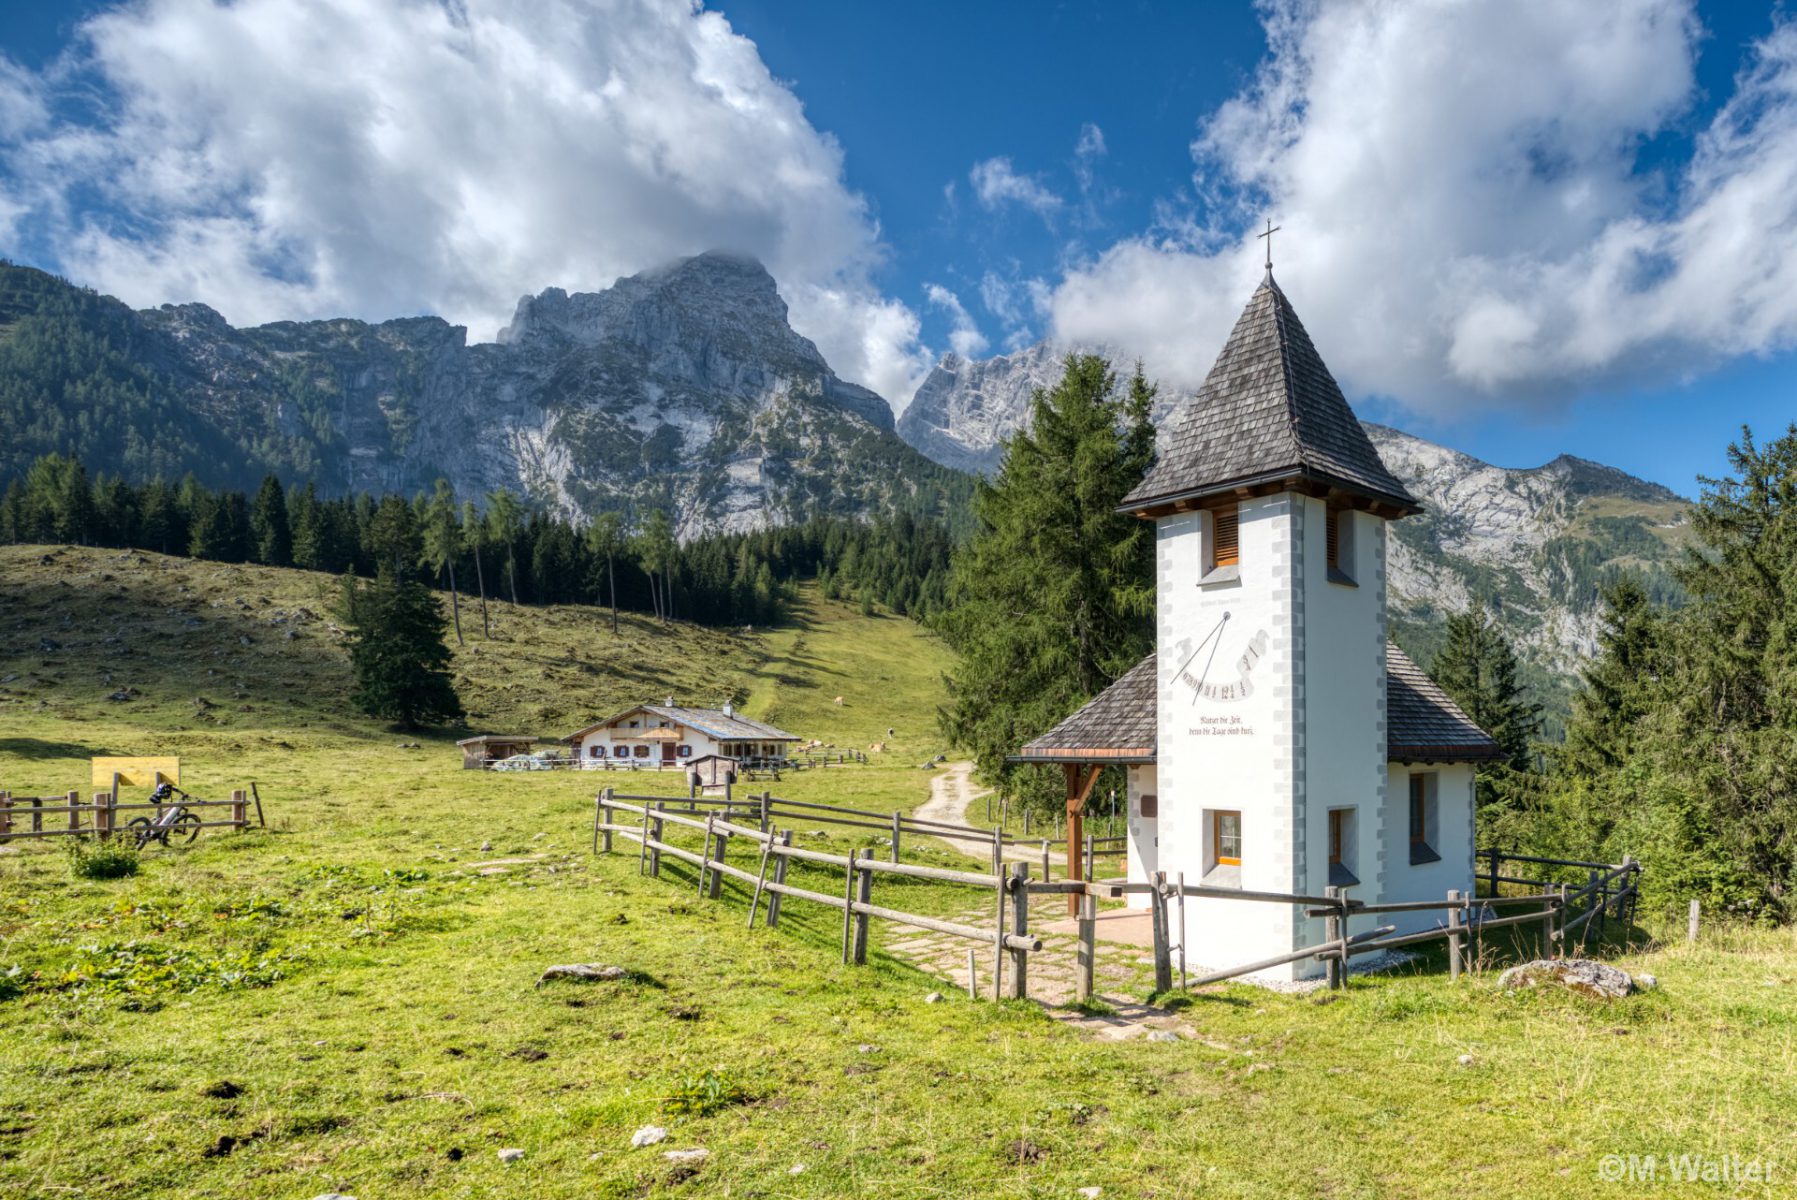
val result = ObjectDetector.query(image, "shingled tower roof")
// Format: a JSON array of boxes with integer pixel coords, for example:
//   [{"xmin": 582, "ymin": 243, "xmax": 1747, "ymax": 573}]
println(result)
[{"xmin": 1122, "ymin": 274, "xmax": 1419, "ymax": 516}]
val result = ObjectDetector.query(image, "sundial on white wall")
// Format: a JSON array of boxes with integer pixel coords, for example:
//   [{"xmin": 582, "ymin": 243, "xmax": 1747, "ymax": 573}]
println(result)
[{"xmin": 1167, "ymin": 611, "xmax": 1271, "ymax": 704}]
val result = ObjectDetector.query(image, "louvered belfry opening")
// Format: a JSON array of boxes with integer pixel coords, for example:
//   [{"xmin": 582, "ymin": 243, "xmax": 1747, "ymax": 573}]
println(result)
[
  {"xmin": 1212, "ymin": 505, "xmax": 1240, "ymax": 567},
  {"xmin": 1326, "ymin": 502, "xmax": 1342, "ymax": 571}
]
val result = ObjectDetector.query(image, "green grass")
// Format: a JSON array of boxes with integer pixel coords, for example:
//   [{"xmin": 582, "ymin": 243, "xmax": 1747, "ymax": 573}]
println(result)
[{"xmin": 3, "ymin": 546, "xmax": 1796, "ymax": 1198}]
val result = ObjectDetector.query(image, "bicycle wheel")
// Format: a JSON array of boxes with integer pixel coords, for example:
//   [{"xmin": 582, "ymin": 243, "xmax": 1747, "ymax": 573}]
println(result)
[
  {"xmin": 173, "ymin": 812, "xmax": 203, "ymax": 843},
  {"xmin": 127, "ymin": 816, "xmax": 154, "ymax": 848}
]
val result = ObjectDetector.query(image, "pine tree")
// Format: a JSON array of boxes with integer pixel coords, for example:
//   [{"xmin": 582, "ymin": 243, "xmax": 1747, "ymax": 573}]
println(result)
[
  {"xmin": 937, "ymin": 355, "xmax": 1158, "ymax": 808},
  {"xmin": 339, "ymin": 561, "xmax": 464, "ymax": 729},
  {"xmin": 1431, "ymin": 599, "xmax": 1543, "ymax": 810},
  {"xmin": 584, "ymin": 510, "xmax": 625, "ymax": 635},
  {"xmin": 463, "ymin": 499, "xmax": 491, "ymax": 637},
  {"xmin": 485, "ymin": 490, "xmax": 524, "ymax": 607},
  {"xmin": 420, "ymin": 479, "xmax": 464, "ymax": 645},
  {"xmin": 250, "ymin": 475, "xmax": 292, "ymax": 566},
  {"xmin": 1559, "ymin": 575, "xmax": 1665, "ymax": 778}
]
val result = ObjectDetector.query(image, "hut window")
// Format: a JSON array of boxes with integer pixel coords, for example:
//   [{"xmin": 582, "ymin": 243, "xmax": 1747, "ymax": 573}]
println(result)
[
  {"xmin": 678, "ymin": 744, "xmax": 692, "ymax": 758},
  {"xmin": 633, "ymin": 744, "xmax": 649, "ymax": 759},
  {"xmin": 588, "ymin": 745, "xmax": 600, "ymax": 758}
]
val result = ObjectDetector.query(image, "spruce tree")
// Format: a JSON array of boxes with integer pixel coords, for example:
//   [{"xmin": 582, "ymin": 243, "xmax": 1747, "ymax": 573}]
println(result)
[
  {"xmin": 1431, "ymin": 600, "xmax": 1543, "ymax": 812},
  {"xmin": 340, "ymin": 561, "xmax": 463, "ymax": 729},
  {"xmin": 1559, "ymin": 575, "xmax": 1665, "ymax": 779},
  {"xmin": 937, "ymin": 355, "xmax": 1157, "ymax": 808},
  {"xmin": 250, "ymin": 475, "xmax": 292, "ymax": 566},
  {"xmin": 420, "ymin": 479, "xmax": 464, "ymax": 645}
]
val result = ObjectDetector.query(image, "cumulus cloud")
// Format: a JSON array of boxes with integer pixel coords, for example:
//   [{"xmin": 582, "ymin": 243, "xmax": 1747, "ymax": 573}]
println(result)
[
  {"xmin": 0, "ymin": 0, "xmax": 933, "ymax": 405},
  {"xmin": 1052, "ymin": 0, "xmax": 1797, "ymax": 412},
  {"xmin": 924, "ymin": 282, "xmax": 988, "ymax": 359},
  {"xmin": 969, "ymin": 156, "xmax": 1062, "ymax": 218}
]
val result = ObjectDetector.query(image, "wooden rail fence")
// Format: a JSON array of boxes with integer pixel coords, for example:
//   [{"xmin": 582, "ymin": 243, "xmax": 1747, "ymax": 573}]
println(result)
[
  {"xmin": 0, "ymin": 788, "xmax": 258, "ymax": 842},
  {"xmin": 592, "ymin": 789, "xmax": 1641, "ymax": 1001}
]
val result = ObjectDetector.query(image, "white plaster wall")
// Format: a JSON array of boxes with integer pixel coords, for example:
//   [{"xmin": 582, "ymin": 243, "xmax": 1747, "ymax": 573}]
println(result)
[
  {"xmin": 1379, "ymin": 762, "xmax": 1478, "ymax": 935},
  {"xmin": 1125, "ymin": 764, "xmax": 1158, "ymax": 911},
  {"xmin": 1156, "ymin": 496, "xmax": 1304, "ymax": 977},
  {"xmin": 573, "ymin": 727, "xmax": 722, "ymax": 765},
  {"xmin": 1294, "ymin": 503, "xmax": 1390, "ymax": 968}
]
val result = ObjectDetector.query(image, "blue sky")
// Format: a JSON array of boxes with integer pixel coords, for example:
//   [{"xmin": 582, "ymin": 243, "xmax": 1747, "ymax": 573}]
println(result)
[{"xmin": 0, "ymin": 1, "xmax": 1793, "ymax": 495}]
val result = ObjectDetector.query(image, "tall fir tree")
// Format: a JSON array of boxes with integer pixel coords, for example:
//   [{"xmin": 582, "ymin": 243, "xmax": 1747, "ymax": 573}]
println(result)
[
  {"xmin": 419, "ymin": 479, "xmax": 464, "ymax": 645},
  {"xmin": 339, "ymin": 561, "xmax": 464, "ymax": 728},
  {"xmin": 1559, "ymin": 575, "xmax": 1666, "ymax": 779},
  {"xmin": 1431, "ymin": 599, "xmax": 1543, "ymax": 813},
  {"xmin": 250, "ymin": 474, "xmax": 292, "ymax": 566},
  {"xmin": 937, "ymin": 355, "xmax": 1157, "ymax": 809}
]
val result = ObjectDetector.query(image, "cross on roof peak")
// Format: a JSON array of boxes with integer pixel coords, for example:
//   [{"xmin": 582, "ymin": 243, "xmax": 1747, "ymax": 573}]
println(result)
[{"xmin": 1256, "ymin": 218, "xmax": 1281, "ymax": 276}]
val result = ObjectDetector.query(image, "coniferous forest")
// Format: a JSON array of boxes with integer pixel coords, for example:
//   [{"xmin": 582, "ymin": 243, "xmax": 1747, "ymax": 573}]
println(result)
[{"xmin": 0, "ymin": 453, "xmax": 954, "ymax": 630}]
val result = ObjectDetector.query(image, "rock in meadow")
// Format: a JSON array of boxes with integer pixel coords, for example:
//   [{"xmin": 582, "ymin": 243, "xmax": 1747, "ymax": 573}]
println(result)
[
  {"xmin": 631, "ymin": 1125, "xmax": 668, "ymax": 1147},
  {"xmin": 923, "ymin": 992, "xmax": 943, "ymax": 1004},
  {"xmin": 498, "ymin": 1147, "xmax": 525, "ymax": 1163},
  {"xmin": 536, "ymin": 963, "xmax": 628, "ymax": 987},
  {"xmin": 664, "ymin": 1148, "xmax": 709, "ymax": 1164},
  {"xmin": 1145, "ymin": 1029, "xmax": 1180, "ymax": 1043},
  {"xmin": 1497, "ymin": 958, "xmax": 1634, "ymax": 1000}
]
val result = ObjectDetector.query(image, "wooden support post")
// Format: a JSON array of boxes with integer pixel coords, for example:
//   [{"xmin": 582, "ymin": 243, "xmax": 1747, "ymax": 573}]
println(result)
[
  {"xmin": 0, "ymin": 791, "xmax": 10, "ymax": 840},
  {"xmin": 966, "ymin": 947, "xmax": 978, "ymax": 1000},
  {"xmin": 990, "ymin": 829, "xmax": 1002, "ymax": 877},
  {"xmin": 890, "ymin": 811, "xmax": 901, "ymax": 863},
  {"xmin": 841, "ymin": 850, "xmax": 859, "ymax": 964},
  {"xmin": 250, "ymin": 781, "xmax": 266, "ymax": 827},
  {"xmin": 993, "ymin": 858, "xmax": 1006, "ymax": 1001},
  {"xmin": 851, "ymin": 849, "xmax": 873, "ymax": 965},
  {"xmin": 1076, "ymin": 891, "xmax": 1096, "ymax": 1002},
  {"xmin": 766, "ymin": 831, "xmax": 792, "ymax": 927},
  {"xmin": 1149, "ymin": 872, "xmax": 1173, "ymax": 995},
  {"xmin": 1083, "ymin": 833, "xmax": 1094, "ymax": 891},
  {"xmin": 1488, "ymin": 848, "xmax": 1500, "ymax": 898},
  {"xmin": 1324, "ymin": 885, "xmax": 1344, "ymax": 991},
  {"xmin": 1040, "ymin": 839, "xmax": 1050, "ymax": 885},
  {"xmin": 1585, "ymin": 868, "xmax": 1601, "ymax": 949},
  {"xmin": 231, "ymin": 789, "xmax": 247, "ymax": 827},
  {"xmin": 1005, "ymin": 863, "xmax": 1030, "ymax": 1000},
  {"xmin": 68, "ymin": 789, "xmax": 82, "ymax": 833},
  {"xmin": 1547, "ymin": 885, "xmax": 1566, "ymax": 957},
  {"xmin": 1688, "ymin": 898, "xmax": 1700, "ymax": 943},
  {"xmin": 759, "ymin": 791, "xmax": 772, "ymax": 834},
  {"xmin": 599, "ymin": 790, "xmax": 614, "ymax": 853},
  {"xmin": 1024, "ymin": 809, "xmax": 1031, "ymax": 836},
  {"xmin": 30, "ymin": 796, "xmax": 43, "ymax": 834},
  {"xmin": 1446, "ymin": 889, "xmax": 1464, "ymax": 981}
]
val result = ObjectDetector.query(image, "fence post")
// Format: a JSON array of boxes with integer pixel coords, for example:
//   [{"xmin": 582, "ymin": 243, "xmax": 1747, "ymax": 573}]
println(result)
[
  {"xmin": 1324, "ymin": 885, "xmax": 1344, "ymax": 991},
  {"xmin": 1547, "ymin": 884, "xmax": 1565, "ymax": 957},
  {"xmin": 30, "ymin": 796, "xmax": 43, "ymax": 835},
  {"xmin": 1005, "ymin": 863, "xmax": 1029, "ymax": 1000},
  {"xmin": 1024, "ymin": 809, "xmax": 1032, "ymax": 836},
  {"xmin": 1176, "ymin": 870, "xmax": 1188, "ymax": 991},
  {"xmin": 890, "ymin": 811, "xmax": 901, "ymax": 863},
  {"xmin": 0, "ymin": 791, "xmax": 10, "ymax": 840},
  {"xmin": 990, "ymin": 829, "xmax": 1002, "ymax": 877},
  {"xmin": 841, "ymin": 850, "xmax": 859, "ymax": 964},
  {"xmin": 1687, "ymin": 898, "xmax": 1700, "ymax": 943},
  {"xmin": 1084, "ymin": 832, "xmax": 1094, "ymax": 887},
  {"xmin": 1149, "ymin": 872, "xmax": 1173, "ymax": 994},
  {"xmin": 600, "ymin": 790, "xmax": 614, "ymax": 853},
  {"xmin": 766, "ymin": 831, "xmax": 792, "ymax": 928},
  {"xmin": 636, "ymin": 802, "xmax": 651, "ymax": 874},
  {"xmin": 993, "ymin": 858, "xmax": 1006, "ymax": 1001},
  {"xmin": 1488, "ymin": 848, "xmax": 1500, "ymax": 898},
  {"xmin": 67, "ymin": 789, "xmax": 81, "ymax": 833},
  {"xmin": 760, "ymin": 791, "xmax": 772, "ymax": 835},
  {"xmin": 1584, "ymin": 868, "xmax": 1601, "ymax": 949},
  {"xmin": 698, "ymin": 813, "xmax": 714, "ymax": 896},
  {"xmin": 650, "ymin": 804, "xmax": 665, "ymax": 878},
  {"xmin": 100, "ymin": 788, "xmax": 116, "ymax": 841},
  {"xmin": 231, "ymin": 789, "xmax": 247, "ymax": 828},
  {"xmin": 1076, "ymin": 891, "xmax": 1096, "ymax": 1002},
  {"xmin": 851, "ymin": 849, "xmax": 873, "ymax": 965},
  {"xmin": 1446, "ymin": 889, "xmax": 1463, "ymax": 982},
  {"xmin": 966, "ymin": 947, "xmax": 978, "ymax": 1000},
  {"xmin": 748, "ymin": 828, "xmax": 775, "ymax": 928},
  {"xmin": 1040, "ymin": 839, "xmax": 1050, "ymax": 884}
]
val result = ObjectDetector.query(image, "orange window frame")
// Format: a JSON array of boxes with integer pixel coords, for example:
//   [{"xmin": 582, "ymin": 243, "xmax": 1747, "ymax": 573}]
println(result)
[{"xmin": 1214, "ymin": 810, "xmax": 1242, "ymax": 866}]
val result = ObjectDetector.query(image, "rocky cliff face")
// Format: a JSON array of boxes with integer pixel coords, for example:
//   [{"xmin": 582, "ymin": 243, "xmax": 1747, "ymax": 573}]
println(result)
[
  {"xmin": 897, "ymin": 341, "xmax": 1689, "ymax": 711},
  {"xmin": 14, "ymin": 252, "xmax": 964, "ymax": 538}
]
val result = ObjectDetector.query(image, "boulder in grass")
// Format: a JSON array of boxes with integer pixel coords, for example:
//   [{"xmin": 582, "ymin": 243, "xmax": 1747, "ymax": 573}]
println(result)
[
  {"xmin": 536, "ymin": 963, "xmax": 628, "ymax": 987},
  {"xmin": 631, "ymin": 1125, "xmax": 668, "ymax": 1148},
  {"xmin": 664, "ymin": 1148, "xmax": 709, "ymax": 1164},
  {"xmin": 1498, "ymin": 958, "xmax": 1634, "ymax": 1000},
  {"xmin": 498, "ymin": 1148, "xmax": 525, "ymax": 1164}
]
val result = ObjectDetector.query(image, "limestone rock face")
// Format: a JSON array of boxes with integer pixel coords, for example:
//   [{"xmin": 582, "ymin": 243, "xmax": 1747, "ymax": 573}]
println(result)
[
  {"xmin": 116, "ymin": 252, "xmax": 964, "ymax": 537},
  {"xmin": 1497, "ymin": 958, "xmax": 1636, "ymax": 999}
]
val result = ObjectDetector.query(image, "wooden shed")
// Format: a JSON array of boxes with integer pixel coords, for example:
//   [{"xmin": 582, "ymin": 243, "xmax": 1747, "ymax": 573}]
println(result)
[
  {"xmin": 457, "ymin": 735, "xmax": 538, "ymax": 770},
  {"xmin": 685, "ymin": 753, "xmax": 740, "ymax": 793}
]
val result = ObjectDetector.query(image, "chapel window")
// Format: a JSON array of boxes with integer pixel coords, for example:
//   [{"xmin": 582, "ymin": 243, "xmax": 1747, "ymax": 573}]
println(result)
[{"xmin": 1409, "ymin": 773, "xmax": 1441, "ymax": 865}]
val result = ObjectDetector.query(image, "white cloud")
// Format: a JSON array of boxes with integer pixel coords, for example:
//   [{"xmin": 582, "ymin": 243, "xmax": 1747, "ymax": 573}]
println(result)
[
  {"xmin": 0, "ymin": 0, "xmax": 933, "ymax": 406},
  {"xmin": 969, "ymin": 156, "xmax": 1062, "ymax": 218},
  {"xmin": 925, "ymin": 282, "xmax": 988, "ymax": 359},
  {"xmin": 1075, "ymin": 123, "xmax": 1106, "ymax": 161},
  {"xmin": 1052, "ymin": 0, "xmax": 1797, "ymax": 412}
]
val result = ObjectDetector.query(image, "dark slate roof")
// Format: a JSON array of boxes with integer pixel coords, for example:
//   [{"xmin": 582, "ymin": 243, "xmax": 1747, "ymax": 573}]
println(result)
[
  {"xmin": 566, "ymin": 705, "xmax": 799, "ymax": 743},
  {"xmin": 1121, "ymin": 275, "xmax": 1419, "ymax": 513},
  {"xmin": 1009, "ymin": 643, "xmax": 1500, "ymax": 764},
  {"xmin": 1384, "ymin": 643, "xmax": 1503, "ymax": 762},
  {"xmin": 1012, "ymin": 654, "xmax": 1158, "ymax": 762}
]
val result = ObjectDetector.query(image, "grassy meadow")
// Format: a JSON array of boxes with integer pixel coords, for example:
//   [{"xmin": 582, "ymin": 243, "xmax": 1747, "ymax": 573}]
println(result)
[{"xmin": 2, "ymin": 546, "xmax": 1795, "ymax": 1198}]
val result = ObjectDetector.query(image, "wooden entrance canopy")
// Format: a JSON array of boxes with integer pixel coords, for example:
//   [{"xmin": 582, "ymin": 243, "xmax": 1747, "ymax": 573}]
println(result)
[{"xmin": 1007, "ymin": 656, "xmax": 1158, "ymax": 914}]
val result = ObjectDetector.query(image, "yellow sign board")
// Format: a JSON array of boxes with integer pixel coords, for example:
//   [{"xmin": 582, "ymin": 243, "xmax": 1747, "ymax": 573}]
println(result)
[{"xmin": 91, "ymin": 756, "xmax": 180, "ymax": 790}]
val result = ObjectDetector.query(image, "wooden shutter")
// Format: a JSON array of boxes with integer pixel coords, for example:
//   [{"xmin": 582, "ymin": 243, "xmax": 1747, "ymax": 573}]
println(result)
[
  {"xmin": 1326, "ymin": 504, "xmax": 1341, "ymax": 571},
  {"xmin": 1212, "ymin": 506, "xmax": 1239, "ymax": 567}
]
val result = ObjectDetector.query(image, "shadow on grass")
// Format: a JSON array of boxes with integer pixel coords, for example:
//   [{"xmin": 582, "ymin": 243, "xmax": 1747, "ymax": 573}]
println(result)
[{"xmin": 0, "ymin": 735, "xmax": 116, "ymax": 760}]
